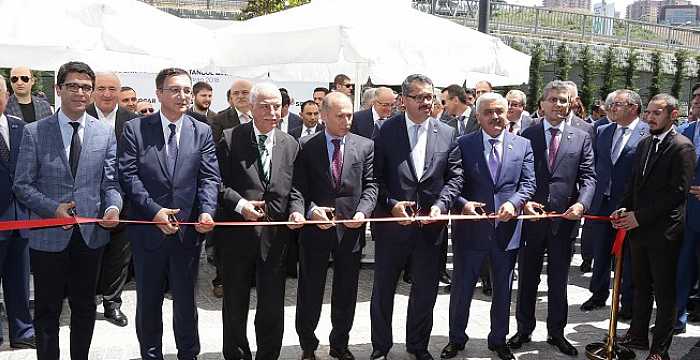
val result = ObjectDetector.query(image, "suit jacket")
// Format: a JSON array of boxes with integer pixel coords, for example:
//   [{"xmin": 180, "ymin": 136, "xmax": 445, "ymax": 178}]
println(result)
[
  {"xmin": 570, "ymin": 114, "xmax": 596, "ymax": 142},
  {"xmin": 13, "ymin": 113, "xmax": 122, "ymax": 251},
  {"xmin": 593, "ymin": 117, "xmax": 610, "ymax": 131},
  {"xmin": 520, "ymin": 121, "xmax": 596, "ymax": 236},
  {"xmin": 118, "ymin": 113, "xmax": 220, "ymax": 250},
  {"xmin": 446, "ymin": 108, "xmax": 478, "ymax": 136},
  {"xmin": 5, "ymin": 94, "xmax": 53, "ymax": 123},
  {"xmin": 374, "ymin": 115, "xmax": 462, "ymax": 224},
  {"xmin": 186, "ymin": 108, "xmax": 215, "ymax": 124},
  {"xmin": 217, "ymin": 122, "xmax": 300, "ymax": 260},
  {"xmin": 289, "ymin": 131, "xmax": 378, "ymax": 252},
  {"xmin": 0, "ymin": 115, "xmax": 28, "ymax": 240},
  {"xmin": 86, "ymin": 104, "xmax": 139, "ymax": 141},
  {"xmin": 453, "ymin": 131, "xmax": 536, "ymax": 250},
  {"xmin": 289, "ymin": 123, "xmax": 325, "ymax": 140},
  {"xmin": 210, "ymin": 106, "xmax": 242, "ymax": 145},
  {"xmin": 682, "ymin": 123, "xmax": 700, "ymax": 232},
  {"xmin": 350, "ymin": 108, "xmax": 378, "ymax": 140},
  {"xmin": 620, "ymin": 130, "xmax": 695, "ymax": 246},
  {"xmin": 439, "ymin": 111, "xmax": 454, "ymax": 123},
  {"xmin": 590, "ymin": 121, "xmax": 649, "ymax": 214},
  {"xmin": 286, "ymin": 113, "xmax": 302, "ymax": 132}
]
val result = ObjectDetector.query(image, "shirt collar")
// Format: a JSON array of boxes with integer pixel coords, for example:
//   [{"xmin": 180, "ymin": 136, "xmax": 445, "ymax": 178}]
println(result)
[
  {"xmin": 460, "ymin": 107, "xmax": 471, "ymax": 119},
  {"xmin": 236, "ymin": 107, "xmax": 252, "ymax": 120},
  {"xmin": 620, "ymin": 117, "xmax": 640, "ymax": 132},
  {"xmin": 372, "ymin": 107, "xmax": 383, "ymax": 122},
  {"xmin": 654, "ymin": 126, "xmax": 674, "ymax": 142},
  {"xmin": 482, "ymin": 129, "xmax": 505, "ymax": 147},
  {"xmin": 96, "ymin": 105, "xmax": 118, "ymax": 120},
  {"xmin": 58, "ymin": 109, "xmax": 86, "ymax": 127},
  {"xmin": 543, "ymin": 118, "xmax": 565, "ymax": 133},
  {"xmin": 405, "ymin": 113, "xmax": 430, "ymax": 130},
  {"xmin": 324, "ymin": 129, "xmax": 345, "ymax": 144},
  {"xmin": 159, "ymin": 111, "xmax": 183, "ymax": 131},
  {"xmin": 252, "ymin": 121, "xmax": 275, "ymax": 139}
]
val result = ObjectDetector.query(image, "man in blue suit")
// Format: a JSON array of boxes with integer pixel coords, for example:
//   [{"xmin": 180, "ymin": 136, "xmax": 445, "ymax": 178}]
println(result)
[
  {"xmin": 369, "ymin": 74, "xmax": 462, "ymax": 360},
  {"xmin": 0, "ymin": 75, "xmax": 35, "ymax": 349},
  {"xmin": 582, "ymin": 89, "xmax": 647, "ymax": 318},
  {"xmin": 119, "ymin": 68, "xmax": 220, "ymax": 360},
  {"xmin": 13, "ymin": 61, "xmax": 122, "ymax": 360},
  {"xmin": 441, "ymin": 93, "xmax": 535, "ymax": 360},
  {"xmin": 508, "ymin": 80, "xmax": 596, "ymax": 357}
]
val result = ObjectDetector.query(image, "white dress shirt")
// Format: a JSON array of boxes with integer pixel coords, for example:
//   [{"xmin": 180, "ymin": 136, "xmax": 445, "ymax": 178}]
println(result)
[
  {"xmin": 235, "ymin": 125, "xmax": 275, "ymax": 214},
  {"xmin": 58, "ymin": 109, "xmax": 86, "ymax": 160},
  {"xmin": 236, "ymin": 108, "xmax": 252, "ymax": 124},
  {"xmin": 160, "ymin": 112, "xmax": 183, "ymax": 153},
  {"xmin": 95, "ymin": 105, "xmax": 118, "ymax": 129},
  {"xmin": 482, "ymin": 129, "xmax": 505, "ymax": 166},
  {"xmin": 0, "ymin": 114, "xmax": 9, "ymax": 151},
  {"xmin": 406, "ymin": 114, "xmax": 429, "ymax": 179},
  {"xmin": 279, "ymin": 114, "xmax": 290, "ymax": 133},
  {"xmin": 543, "ymin": 119, "xmax": 565, "ymax": 164}
]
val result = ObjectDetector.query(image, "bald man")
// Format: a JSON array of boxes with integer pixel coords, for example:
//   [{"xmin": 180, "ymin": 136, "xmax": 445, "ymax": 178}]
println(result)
[
  {"xmin": 210, "ymin": 79, "xmax": 253, "ymax": 144},
  {"xmin": 5, "ymin": 66, "xmax": 53, "ymax": 123},
  {"xmin": 351, "ymin": 86, "xmax": 396, "ymax": 140},
  {"xmin": 86, "ymin": 72, "xmax": 139, "ymax": 327}
]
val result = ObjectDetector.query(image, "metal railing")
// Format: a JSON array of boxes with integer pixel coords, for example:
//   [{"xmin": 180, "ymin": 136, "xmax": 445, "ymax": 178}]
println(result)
[
  {"xmin": 139, "ymin": 0, "xmax": 247, "ymax": 19},
  {"xmin": 413, "ymin": 0, "xmax": 700, "ymax": 52}
]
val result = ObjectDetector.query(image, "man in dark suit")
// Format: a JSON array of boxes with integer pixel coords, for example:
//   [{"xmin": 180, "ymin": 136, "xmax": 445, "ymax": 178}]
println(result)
[
  {"xmin": 86, "ymin": 72, "xmax": 140, "ymax": 327},
  {"xmin": 0, "ymin": 76, "xmax": 35, "ymax": 349},
  {"xmin": 370, "ymin": 74, "xmax": 462, "ymax": 360},
  {"xmin": 5, "ymin": 66, "xmax": 53, "ymax": 123},
  {"xmin": 350, "ymin": 87, "xmax": 396, "ymax": 140},
  {"xmin": 14, "ymin": 61, "xmax": 122, "ymax": 360},
  {"xmin": 289, "ymin": 100, "xmax": 324, "ymax": 140},
  {"xmin": 288, "ymin": 92, "xmax": 378, "ymax": 360},
  {"xmin": 613, "ymin": 94, "xmax": 696, "ymax": 360},
  {"xmin": 210, "ymin": 78, "xmax": 253, "ymax": 144},
  {"xmin": 119, "ymin": 68, "xmax": 220, "ymax": 360},
  {"xmin": 443, "ymin": 85, "xmax": 472, "ymax": 137},
  {"xmin": 505, "ymin": 90, "xmax": 535, "ymax": 135},
  {"xmin": 190, "ymin": 81, "xmax": 218, "ymax": 121},
  {"xmin": 217, "ymin": 83, "xmax": 300, "ymax": 360},
  {"xmin": 441, "ymin": 93, "xmax": 535, "ymax": 360},
  {"xmin": 509, "ymin": 80, "xmax": 596, "ymax": 357},
  {"xmin": 280, "ymin": 90, "xmax": 302, "ymax": 133},
  {"xmin": 581, "ymin": 89, "xmax": 646, "ymax": 317}
]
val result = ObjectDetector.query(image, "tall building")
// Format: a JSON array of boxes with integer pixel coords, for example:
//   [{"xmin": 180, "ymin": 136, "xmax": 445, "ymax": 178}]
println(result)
[
  {"xmin": 542, "ymin": 0, "xmax": 592, "ymax": 11},
  {"xmin": 659, "ymin": 4, "xmax": 700, "ymax": 25},
  {"xmin": 626, "ymin": 0, "xmax": 691, "ymax": 23}
]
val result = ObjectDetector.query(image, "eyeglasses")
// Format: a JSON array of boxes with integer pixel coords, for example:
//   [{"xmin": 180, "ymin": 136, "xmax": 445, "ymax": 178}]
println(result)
[
  {"xmin": 139, "ymin": 107, "xmax": 155, "ymax": 114},
  {"xmin": 508, "ymin": 101, "xmax": 523, "ymax": 108},
  {"xmin": 375, "ymin": 100, "xmax": 393, "ymax": 107},
  {"xmin": 405, "ymin": 93, "xmax": 434, "ymax": 103},
  {"xmin": 159, "ymin": 87, "xmax": 192, "ymax": 96},
  {"xmin": 611, "ymin": 102, "xmax": 631, "ymax": 108},
  {"xmin": 341, "ymin": 83, "xmax": 354, "ymax": 88},
  {"xmin": 62, "ymin": 83, "xmax": 93, "ymax": 93},
  {"xmin": 10, "ymin": 76, "xmax": 30, "ymax": 83}
]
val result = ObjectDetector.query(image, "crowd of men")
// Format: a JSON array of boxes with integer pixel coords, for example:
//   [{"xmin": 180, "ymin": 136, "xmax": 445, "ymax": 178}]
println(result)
[{"xmin": 0, "ymin": 62, "xmax": 699, "ymax": 360}]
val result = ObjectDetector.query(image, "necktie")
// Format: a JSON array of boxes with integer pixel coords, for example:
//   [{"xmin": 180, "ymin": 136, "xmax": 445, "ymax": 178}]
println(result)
[
  {"xmin": 69, "ymin": 122, "xmax": 82, "ymax": 178},
  {"xmin": 166, "ymin": 123, "xmax": 178, "ymax": 177},
  {"xmin": 411, "ymin": 124, "xmax": 421, "ymax": 149},
  {"xmin": 488, "ymin": 138, "xmax": 500, "ymax": 182},
  {"xmin": 257, "ymin": 134, "xmax": 270, "ymax": 183},
  {"xmin": 305, "ymin": 128, "xmax": 313, "ymax": 136},
  {"xmin": 548, "ymin": 127, "xmax": 560, "ymax": 171},
  {"xmin": 0, "ymin": 131, "xmax": 10, "ymax": 163},
  {"xmin": 643, "ymin": 137, "xmax": 661, "ymax": 176},
  {"xmin": 509, "ymin": 121, "xmax": 516, "ymax": 134},
  {"xmin": 331, "ymin": 138, "xmax": 343, "ymax": 190},
  {"xmin": 610, "ymin": 127, "xmax": 628, "ymax": 165},
  {"xmin": 459, "ymin": 116, "xmax": 466, "ymax": 135}
]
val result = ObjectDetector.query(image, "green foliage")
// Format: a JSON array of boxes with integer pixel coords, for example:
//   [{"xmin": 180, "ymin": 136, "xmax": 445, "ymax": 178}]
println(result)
[
  {"xmin": 695, "ymin": 55, "xmax": 700, "ymax": 83},
  {"xmin": 527, "ymin": 43, "xmax": 544, "ymax": 113},
  {"xmin": 649, "ymin": 52, "xmax": 663, "ymax": 98},
  {"xmin": 554, "ymin": 43, "xmax": 571, "ymax": 80},
  {"xmin": 671, "ymin": 50, "xmax": 688, "ymax": 99},
  {"xmin": 240, "ymin": 0, "xmax": 311, "ymax": 20},
  {"xmin": 578, "ymin": 46, "xmax": 595, "ymax": 111},
  {"xmin": 600, "ymin": 47, "xmax": 617, "ymax": 100},
  {"xmin": 623, "ymin": 50, "xmax": 638, "ymax": 90}
]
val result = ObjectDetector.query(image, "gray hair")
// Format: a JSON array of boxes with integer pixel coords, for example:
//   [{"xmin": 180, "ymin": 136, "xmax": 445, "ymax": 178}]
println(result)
[
  {"xmin": 0, "ymin": 74, "xmax": 6, "ymax": 92},
  {"xmin": 542, "ymin": 80, "xmax": 571, "ymax": 101},
  {"xmin": 401, "ymin": 74, "xmax": 433, "ymax": 97},
  {"xmin": 650, "ymin": 93, "xmax": 679, "ymax": 114},
  {"xmin": 505, "ymin": 89, "xmax": 526, "ymax": 105},
  {"xmin": 361, "ymin": 87, "xmax": 377, "ymax": 109},
  {"xmin": 475, "ymin": 92, "xmax": 508, "ymax": 113},
  {"xmin": 562, "ymin": 80, "xmax": 578, "ymax": 99},
  {"xmin": 611, "ymin": 89, "xmax": 642, "ymax": 115},
  {"xmin": 249, "ymin": 82, "xmax": 281, "ymax": 104},
  {"xmin": 605, "ymin": 91, "xmax": 616, "ymax": 107}
]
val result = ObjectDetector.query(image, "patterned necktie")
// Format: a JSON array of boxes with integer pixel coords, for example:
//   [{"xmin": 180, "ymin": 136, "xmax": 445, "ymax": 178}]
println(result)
[
  {"xmin": 305, "ymin": 128, "xmax": 313, "ymax": 136},
  {"xmin": 167, "ymin": 123, "xmax": 178, "ymax": 177},
  {"xmin": 488, "ymin": 138, "xmax": 500, "ymax": 182},
  {"xmin": 459, "ymin": 116, "xmax": 466, "ymax": 135},
  {"xmin": 0, "ymin": 131, "xmax": 10, "ymax": 163},
  {"xmin": 611, "ymin": 127, "xmax": 628, "ymax": 165},
  {"xmin": 331, "ymin": 138, "xmax": 343, "ymax": 190},
  {"xmin": 69, "ymin": 122, "xmax": 82, "ymax": 178},
  {"xmin": 548, "ymin": 127, "xmax": 560, "ymax": 171},
  {"xmin": 257, "ymin": 134, "xmax": 270, "ymax": 183}
]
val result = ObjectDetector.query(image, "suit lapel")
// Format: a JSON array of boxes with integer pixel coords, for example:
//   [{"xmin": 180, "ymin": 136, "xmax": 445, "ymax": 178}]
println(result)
[
  {"xmin": 619, "ymin": 123, "xmax": 647, "ymax": 161},
  {"xmin": 398, "ymin": 118, "xmax": 418, "ymax": 181},
  {"xmin": 247, "ymin": 126, "xmax": 265, "ymax": 190},
  {"xmin": 173, "ymin": 118, "xmax": 194, "ymax": 179},
  {"xmin": 78, "ymin": 117, "xmax": 96, "ymax": 177},
  {"xmin": 149, "ymin": 115, "xmax": 170, "ymax": 182},
  {"xmin": 8, "ymin": 119, "xmax": 22, "ymax": 165},
  {"xmin": 475, "ymin": 131, "xmax": 494, "ymax": 187},
  {"xmin": 317, "ymin": 132, "xmax": 334, "ymax": 190},
  {"xmin": 420, "ymin": 119, "xmax": 438, "ymax": 182},
  {"xmin": 601, "ymin": 124, "xmax": 616, "ymax": 166},
  {"xmin": 49, "ymin": 116, "xmax": 71, "ymax": 173},
  {"xmin": 551, "ymin": 126, "xmax": 574, "ymax": 173},
  {"xmin": 269, "ymin": 129, "xmax": 287, "ymax": 189},
  {"xmin": 642, "ymin": 131, "xmax": 674, "ymax": 183},
  {"xmin": 495, "ymin": 132, "xmax": 512, "ymax": 187},
  {"xmin": 341, "ymin": 134, "xmax": 357, "ymax": 189},
  {"xmin": 532, "ymin": 123, "xmax": 548, "ymax": 174}
]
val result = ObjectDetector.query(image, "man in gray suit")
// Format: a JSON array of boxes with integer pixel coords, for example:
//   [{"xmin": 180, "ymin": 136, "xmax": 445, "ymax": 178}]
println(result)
[
  {"xmin": 13, "ymin": 61, "xmax": 122, "ymax": 360},
  {"xmin": 505, "ymin": 90, "xmax": 534, "ymax": 135}
]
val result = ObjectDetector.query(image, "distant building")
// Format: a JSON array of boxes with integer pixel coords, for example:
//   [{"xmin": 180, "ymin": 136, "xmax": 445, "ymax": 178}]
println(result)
[
  {"xmin": 626, "ymin": 0, "xmax": 691, "ymax": 23},
  {"xmin": 542, "ymin": 0, "xmax": 592, "ymax": 11},
  {"xmin": 659, "ymin": 4, "xmax": 700, "ymax": 25}
]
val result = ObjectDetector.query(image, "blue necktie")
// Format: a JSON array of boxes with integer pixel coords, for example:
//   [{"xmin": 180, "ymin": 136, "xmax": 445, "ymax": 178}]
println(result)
[{"xmin": 167, "ymin": 123, "xmax": 178, "ymax": 177}]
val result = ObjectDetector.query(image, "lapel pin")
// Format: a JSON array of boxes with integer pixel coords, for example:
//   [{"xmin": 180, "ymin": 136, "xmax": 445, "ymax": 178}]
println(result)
[{"xmin": 508, "ymin": 144, "xmax": 513, "ymax": 150}]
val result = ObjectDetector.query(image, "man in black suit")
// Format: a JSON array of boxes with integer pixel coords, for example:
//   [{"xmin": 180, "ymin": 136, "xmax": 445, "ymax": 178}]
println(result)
[
  {"xmin": 443, "ymin": 84, "xmax": 473, "ymax": 136},
  {"xmin": 86, "ymin": 72, "xmax": 139, "ymax": 328},
  {"xmin": 288, "ymin": 92, "xmax": 378, "ymax": 360},
  {"xmin": 613, "ymin": 94, "xmax": 696, "ymax": 360},
  {"xmin": 370, "ymin": 74, "xmax": 462, "ymax": 360},
  {"xmin": 509, "ymin": 80, "xmax": 596, "ymax": 357},
  {"xmin": 280, "ymin": 90, "xmax": 302, "ymax": 133},
  {"xmin": 190, "ymin": 81, "xmax": 217, "ymax": 121},
  {"xmin": 289, "ymin": 100, "xmax": 324, "ymax": 140},
  {"xmin": 350, "ymin": 87, "xmax": 396, "ymax": 140},
  {"xmin": 210, "ymin": 78, "xmax": 253, "ymax": 144},
  {"xmin": 217, "ymin": 83, "xmax": 301, "ymax": 360}
]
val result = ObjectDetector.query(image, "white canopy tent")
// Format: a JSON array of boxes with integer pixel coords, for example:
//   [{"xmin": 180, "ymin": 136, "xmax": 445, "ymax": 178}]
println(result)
[{"xmin": 213, "ymin": 0, "xmax": 530, "ymax": 87}]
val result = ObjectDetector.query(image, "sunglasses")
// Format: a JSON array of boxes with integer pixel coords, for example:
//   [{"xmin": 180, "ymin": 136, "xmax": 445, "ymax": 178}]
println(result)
[
  {"xmin": 139, "ymin": 108, "xmax": 155, "ymax": 114},
  {"xmin": 10, "ymin": 76, "xmax": 30, "ymax": 83}
]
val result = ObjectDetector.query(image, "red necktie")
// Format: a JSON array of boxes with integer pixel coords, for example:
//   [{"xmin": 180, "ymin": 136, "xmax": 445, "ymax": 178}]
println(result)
[{"xmin": 548, "ymin": 127, "xmax": 560, "ymax": 171}]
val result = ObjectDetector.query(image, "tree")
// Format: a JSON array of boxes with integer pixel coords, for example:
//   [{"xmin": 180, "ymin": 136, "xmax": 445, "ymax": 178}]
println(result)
[
  {"xmin": 623, "ymin": 49, "xmax": 638, "ymax": 90},
  {"xmin": 578, "ymin": 46, "xmax": 595, "ymax": 112},
  {"xmin": 527, "ymin": 43, "xmax": 545, "ymax": 114},
  {"xmin": 600, "ymin": 47, "xmax": 617, "ymax": 100},
  {"xmin": 671, "ymin": 50, "xmax": 688, "ymax": 99},
  {"xmin": 240, "ymin": 0, "xmax": 310, "ymax": 20},
  {"xmin": 649, "ymin": 52, "xmax": 663, "ymax": 98},
  {"xmin": 554, "ymin": 43, "xmax": 571, "ymax": 80}
]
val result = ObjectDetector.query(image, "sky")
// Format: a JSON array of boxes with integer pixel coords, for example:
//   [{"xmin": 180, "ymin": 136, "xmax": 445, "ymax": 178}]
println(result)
[{"xmin": 509, "ymin": 0, "xmax": 700, "ymax": 17}]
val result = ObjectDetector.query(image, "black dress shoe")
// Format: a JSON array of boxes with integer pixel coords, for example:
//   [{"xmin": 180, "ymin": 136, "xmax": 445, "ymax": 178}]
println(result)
[
  {"xmin": 403, "ymin": 272, "xmax": 413, "ymax": 284},
  {"xmin": 329, "ymin": 347, "xmax": 354, "ymax": 360},
  {"xmin": 650, "ymin": 324, "xmax": 686, "ymax": 335},
  {"xmin": 618, "ymin": 306, "xmax": 633, "ymax": 321},
  {"xmin": 301, "ymin": 349, "xmax": 316, "ymax": 360},
  {"xmin": 546, "ymin": 335, "xmax": 578, "ymax": 356},
  {"xmin": 439, "ymin": 342, "xmax": 464, "ymax": 359},
  {"xmin": 10, "ymin": 336, "xmax": 36, "ymax": 349},
  {"xmin": 370, "ymin": 349, "xmax": 388, "ymax": 360},
  {"xmin": 481, "ymin": 277, "xmax": 492, "ymax": 296},
  {"xmin": 104, "ymin": 308, "xmax": 128, "ymax": 327},
  {"xmin": 617, "ymin": 331, "xmax": 649, "ymax": 350},
  {"xmin": 407, "ymin": 349, "xmax": 434, "ymax": 360},
  {"xmin": 580, "ymin": 259, "xmax": 592, "ymax": 273},
  {"xmin": 488, "ymin": 344, "xmax": 515, "ymax": 360},
  {"xmin": 580, "ymin": 297, "xmax": 606, "ymax": 311},
  {"xmin": 507, "ymin": 332, "xmax": 531, "ymax": 349},
  {"xmin": 439, "ymin": 270, "xmax": 451, "ymax": 285}
]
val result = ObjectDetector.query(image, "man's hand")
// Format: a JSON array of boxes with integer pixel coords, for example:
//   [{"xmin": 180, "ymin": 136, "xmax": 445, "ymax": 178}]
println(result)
[
  {"xmin": 421, "ymin": 206, "xmax": 442, "ymax": 225},
  {"xmin": 287, "ymin": 212, "xmax": 305, "ymax": 230},
  {"xmin": 496, "ymin": 201, "xmax": 516, "ymax": 222},
  {"xmin": 345, "ymin": 212, "xmax": 367, "ymax": 229},
  {"xmin": 241, "ymin": 200, "xmax": 265, "ymax": 221},
  {"xmin": 462, "ymin": 201, "xmax": 486, "ymax": 216},
  {"xmin": 195, "ymin": 213, "xmax": 215, "ymax": 234},
  {"xmin": 562, "ymin": 202, "xmax": 585, "ymax": 220},
  {"xmin": 55, "ymin": 201, "xmax": 76, "ymax": 230},
  {"xmin": 391, "ymin": 201, "xmax": 416, "ymax": 226},
  {"xmin": 523, "ymin": 201, "xmax": 545, "ymax": 221},
  {"xmin": 311, "ymin": 207, "xmax": 335, "ymax": 230},
  {"xmin": 153, "ymin": 208, "xmax": 180, "ymax": 235},
  {"xmin": 612, "ymin": 210, "xmax": 639, "ymax": 230},
  {"xmin": 690, "ymin": 186, "xmax": 700, "ymax": 200},
  {"xmin": 99, "ymin": 208, "xmax": 120, "ymax": 229}
]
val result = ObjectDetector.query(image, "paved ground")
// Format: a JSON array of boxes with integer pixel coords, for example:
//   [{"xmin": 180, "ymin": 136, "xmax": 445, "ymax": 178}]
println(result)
[{"xmin": 0, "ymin": 240, "xmax": 699, "ymax": 360}]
